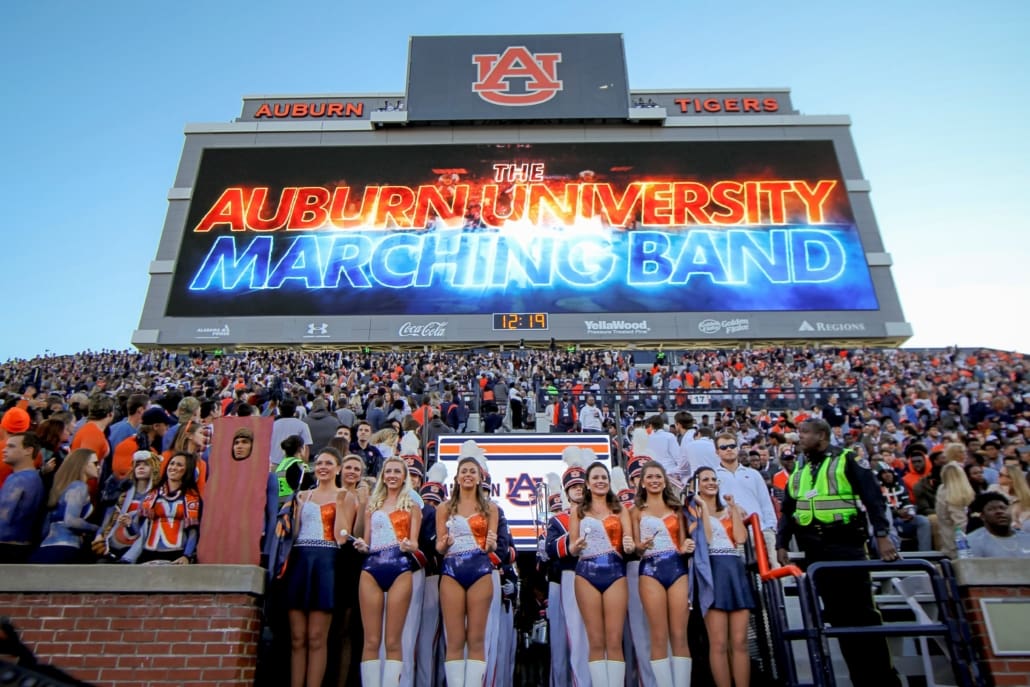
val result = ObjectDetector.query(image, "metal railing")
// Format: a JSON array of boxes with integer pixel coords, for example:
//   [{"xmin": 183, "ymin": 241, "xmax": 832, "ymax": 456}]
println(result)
[
  {"xmin": 742, "ymin": 514, "xmax": 986, "ymax": 687},
  {"xmin": 802, "ymin": 559, "xmax": 983, "ymax": 687},
  {"xmin": 461, "ymin": 385, "xmax": 865, "ymax": 416}
]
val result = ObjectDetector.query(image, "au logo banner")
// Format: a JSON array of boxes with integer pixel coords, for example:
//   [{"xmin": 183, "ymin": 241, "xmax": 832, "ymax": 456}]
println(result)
[
  {"xmin": 406, "ymin": 34, "xmax": 629, "ymax": 121},
  {"xmin": 472, "ymin": 46, "xmax": 563, "ymax": 106}
]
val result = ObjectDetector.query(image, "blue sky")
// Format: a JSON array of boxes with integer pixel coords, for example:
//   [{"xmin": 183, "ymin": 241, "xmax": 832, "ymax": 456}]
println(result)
[{"xmin": 2, "ymin": 0, "xmax": 1027, "ymax": 361}]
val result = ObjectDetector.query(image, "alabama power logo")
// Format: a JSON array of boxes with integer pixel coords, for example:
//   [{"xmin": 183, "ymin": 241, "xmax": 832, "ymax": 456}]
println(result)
[{"xmin": 472, "ymin": 46, "xmax": 563, "ymax": 106}]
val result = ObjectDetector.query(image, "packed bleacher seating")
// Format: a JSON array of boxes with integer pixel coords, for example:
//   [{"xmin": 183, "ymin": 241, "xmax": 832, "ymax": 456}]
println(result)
[
  {"xmin": 1, "ymin": 345, "xmax": 1026, "ymax": 686},
  {"xmin": 2, "ymin": 346, "xmax": 1027, "ymax": 555}
]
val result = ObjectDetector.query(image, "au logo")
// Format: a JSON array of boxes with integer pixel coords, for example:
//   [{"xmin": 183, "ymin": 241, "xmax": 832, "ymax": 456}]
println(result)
[
  {"xmin": 472, "ymin": 46, "xmax": 563, "ymax": 106},
  {"xmin": 505, "ymin": 473, "xmax": 542, "ymax": 507}
]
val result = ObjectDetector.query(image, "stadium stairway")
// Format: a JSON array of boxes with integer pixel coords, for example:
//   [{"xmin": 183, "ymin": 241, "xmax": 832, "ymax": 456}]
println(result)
[{"xmin": 743, "ymin": 514, "xmax": 984, "ymax": 687}]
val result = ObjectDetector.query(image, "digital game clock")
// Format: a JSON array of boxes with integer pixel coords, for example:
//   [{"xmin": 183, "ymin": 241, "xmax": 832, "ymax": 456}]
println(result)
[{"xmin": 492, "ymin": 313, "xmax": 549, "ymax": 330}]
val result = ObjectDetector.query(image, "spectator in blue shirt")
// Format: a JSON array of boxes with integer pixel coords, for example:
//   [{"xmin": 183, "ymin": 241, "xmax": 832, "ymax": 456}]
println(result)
[
  {"xmin": 0, "ymin": 432, "xmax": 46, "ymax": 563},
  {"xmin": 29, "ymin": 449, "xmax": 100, "ymax": 564}
]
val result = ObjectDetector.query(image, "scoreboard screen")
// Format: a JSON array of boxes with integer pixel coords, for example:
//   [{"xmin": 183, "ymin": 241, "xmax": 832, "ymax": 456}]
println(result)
[{"xmin": 165, "ymin": 140, "xmax": 878, "ymax": 319}]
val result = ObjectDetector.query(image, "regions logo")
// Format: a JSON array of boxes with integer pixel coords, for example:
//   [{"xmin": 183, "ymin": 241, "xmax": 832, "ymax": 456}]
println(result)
[
  {"xmin": 398, "ymin": 321, "xmax": 448, "ymax": 337},
  {"xmin": 798, "ymin": 321, "xmax": 866, "ymax": 333},
  {"xmin": 472, "ymin": 46, "xmax": 563, "ymax": 106},
  {"xmin": 584, "ymin": 319, "xmax": 650, "ymax": 336},
  {"xmin": 698, "ymin": 318, "xmax": 750, "ymax": 335}
]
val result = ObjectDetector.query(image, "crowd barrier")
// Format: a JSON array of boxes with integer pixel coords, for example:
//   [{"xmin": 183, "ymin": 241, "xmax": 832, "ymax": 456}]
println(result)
[{"xmin": 741, "ymin": 511, "xmax": 988, "ymax": 687}]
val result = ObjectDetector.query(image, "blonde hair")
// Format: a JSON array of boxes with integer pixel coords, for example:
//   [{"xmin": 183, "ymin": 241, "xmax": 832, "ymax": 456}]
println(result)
[
  {"xmin": 371, "ymin": 427, "xmax": 398, "ymax": 447},
  {"xmin": 368, "ymin": 456, "xmax": 415, "ymax": 513},
  {"xmin": 942, "ymin": 443, "xmax": 966, "ymax": 464},
  {"xmin": 1002, "ymin": 464, "xmax": 1030, "ymax": 509},
  {"xmin": 135, "ymin": 453, "xmax": 161, "ymax": 489},
  {"xmin": 939, "ymin": 462, "xmax": 975, "ymax": 509}
]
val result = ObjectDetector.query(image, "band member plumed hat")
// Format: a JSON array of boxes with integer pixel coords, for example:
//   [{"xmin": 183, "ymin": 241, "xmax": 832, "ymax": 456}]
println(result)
[
  {"xmin": 546, "ymin": 472, "xmax": 565, "ymax": 513},
  {"xmin": 561, "ymin": 445, "xmax": 587, "ymax": 492},
  {"xmin": 625, "ymin": 452, "xmax": 646, "ymax": 481},
  {"xmin": 611, "ymin": 466, "xmax": 635, "ymax": 509},
  {"xmin": 630, "ymin": 426, "xmax": 653, "ymax": 464},
  {"xmin": 420, "ymin": 461, "xmax": 448, "ymax": 505},
  {"xmin": 400, "ymin": 431, "xmax": 424, "ymax": 477}
]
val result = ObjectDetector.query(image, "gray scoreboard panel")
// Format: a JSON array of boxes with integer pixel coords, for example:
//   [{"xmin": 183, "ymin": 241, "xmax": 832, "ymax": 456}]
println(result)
[{"xmin": 134, "ymin": 113, "xmax": 911, "ymax": 349}]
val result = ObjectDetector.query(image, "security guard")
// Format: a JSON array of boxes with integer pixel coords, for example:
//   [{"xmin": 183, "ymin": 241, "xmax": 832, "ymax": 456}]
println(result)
[
  {"xmin": 275, "ymin": 452, "xmax": 309, "ymax": 500},
  {"xmin": 776, "ymin": 418, "xmax": 901, "ymax": 687}
]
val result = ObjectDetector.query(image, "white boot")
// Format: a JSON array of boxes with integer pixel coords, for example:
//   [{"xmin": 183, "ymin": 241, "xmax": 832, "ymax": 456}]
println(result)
[
  {"xmin": 464, "ymin": 659, "xmax": 487, "ymax": 687},
  {"xmin": 651, "ymin": 657, "xmax": 673, "ymax": 687},
  {"xmin": 671, "ymin": 656, "xmax": 693, "ymax": 687},
  {"xmin": 360, "ymin": 660, "xmax": 381, "ymax": 687},
  {"xmin": 444, "ymin": 660, "xmax": 465, "ymax": 687},
  {"xmin": 382, "ymin": 659, "xmax": 402, "ymax": 687},
  {"xmin": 588, "ymin": 660, "xmax": 608, "ymax": 687},
  {"xmin": 606, "ymin": 660, "xmax": 625, "ymax": 687}
]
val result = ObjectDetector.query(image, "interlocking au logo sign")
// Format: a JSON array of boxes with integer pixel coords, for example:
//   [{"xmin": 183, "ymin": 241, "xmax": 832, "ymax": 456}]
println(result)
[{"xmin": 471, "ymin": 46, "xmax": 563, "ymax": 106}]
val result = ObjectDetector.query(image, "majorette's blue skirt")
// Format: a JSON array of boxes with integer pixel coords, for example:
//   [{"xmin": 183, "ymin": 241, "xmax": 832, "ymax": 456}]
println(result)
[
  {"xmin": 286, "ymin": 544, "xmax": 337, "ymax": 611},
  {"xmin": 709, "ymin": 554, "xmax": 755, "ymax": 611}
]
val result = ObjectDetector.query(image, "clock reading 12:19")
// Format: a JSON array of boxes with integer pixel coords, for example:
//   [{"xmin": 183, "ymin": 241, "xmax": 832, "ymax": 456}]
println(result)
[{"xmin": 492, "ymin": 313, "xmax": 549, "ymax": 330}]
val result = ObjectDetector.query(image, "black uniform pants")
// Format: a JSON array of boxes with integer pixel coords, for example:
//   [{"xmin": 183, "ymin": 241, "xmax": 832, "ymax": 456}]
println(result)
[{"xmin": 798, "ymin": 528, "xmax": 902, "ymax": 687}]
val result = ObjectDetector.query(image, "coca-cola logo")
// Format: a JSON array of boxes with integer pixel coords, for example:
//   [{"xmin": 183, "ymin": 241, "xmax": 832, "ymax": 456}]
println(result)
[{"xmin": 398, "ymin": 321, "xmax": 448, "ymax": 337}]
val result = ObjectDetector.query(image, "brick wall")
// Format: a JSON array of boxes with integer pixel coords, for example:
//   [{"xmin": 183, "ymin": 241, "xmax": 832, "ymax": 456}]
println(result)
[
  {"xmin": 953, "ymin": 558, "xmax": 1030, "ymax": 687},
  {"xmin": 960, "ymin": 585, "xmax": 1030, "ymax": 687},
  {"xmin": 0, "ymin": 565, "xmax": 264, "ymax": 687}
]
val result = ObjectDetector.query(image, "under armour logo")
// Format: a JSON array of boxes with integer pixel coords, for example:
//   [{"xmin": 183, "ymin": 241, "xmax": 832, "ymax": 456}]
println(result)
[
  {"xmin": 472, "ymin": 46, "xmax": 563, "ymax": 106},
  {"xmin": 306, "ymin": 322, "xmax": 328, "ymax": 336}
]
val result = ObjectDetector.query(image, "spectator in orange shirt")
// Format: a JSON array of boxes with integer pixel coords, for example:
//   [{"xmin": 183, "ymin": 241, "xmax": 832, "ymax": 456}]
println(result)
[
  {"xmin": 70, "ymin": 394, "xmax": 115, "ymax": 465},
  {"xmin": 411, "ymin": 395, "xmax": 433, "ymax": 427},
  {"xmin": 70, "ymin": 394, "xmax": 114, "ymax": 499},
  {"xmin": 770, "ymin": 452, "xmax": 796, "ymax": 505},
  {"xmin": 902, "ymin": 450, "xmax": 931, "ymax": 502},
  {"xmin": 110, "ymin": 408, "xmax": 170, "ymax": 480}
]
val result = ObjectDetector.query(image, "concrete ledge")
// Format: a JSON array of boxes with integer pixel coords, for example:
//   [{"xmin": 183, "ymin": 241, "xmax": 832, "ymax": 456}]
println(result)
[
  {"xmin": 866, "ymin": 252, "xmax": 893, "ymax": 267},
  {"xmin": 663, "ymin": 114, "xmax": 851, "ymax": 128},
  {"xmin": 953, "ymin": 558, "xmax": 1030, "ymax": 586},
  {"xmin": 628, "ymin": 106, "xmax": 667, "ymax": 121},
  {"xmin": 149, "ymin": 259, "xmax": 175, "ymax": 274},
  {"xmin": 371, "ymin": 110, "xmax": 409, "ymax": 125},
  {"xmin": 0, "ymin": 564, "xmax": 266, "ymax": 595}
]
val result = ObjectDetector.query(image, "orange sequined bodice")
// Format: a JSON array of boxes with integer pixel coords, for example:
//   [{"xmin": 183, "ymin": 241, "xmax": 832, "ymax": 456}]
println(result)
[
  {"xmin": 319, "ymin": 502, "xmax": 336, "ymax": 542},
  {"xmin": 603, "ymin": 514, "xmax": 623, "ymax": 551},
  {"xmin": 720, "ymin": 514, "xmax": 737, "ymax": 546},
  {"xmin": 468, "ymin": 512, "xmax": 489, "ymax": 549},
  {"xmin": 663, "ymin": 513, "xmax": 681, "ymax": 545},
  {"xmin": 389, "ymin": 509, "xmax": 411, "ymax": 541}
]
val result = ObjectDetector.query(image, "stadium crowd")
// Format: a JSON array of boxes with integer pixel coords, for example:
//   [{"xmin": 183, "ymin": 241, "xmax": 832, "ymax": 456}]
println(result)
[{"xmin": 1, "ymin": 344, "xmax": 1028, "ymax": 687}]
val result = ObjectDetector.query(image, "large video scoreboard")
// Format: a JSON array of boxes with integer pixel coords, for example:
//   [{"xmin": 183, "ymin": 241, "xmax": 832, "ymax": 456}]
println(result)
[{"xmin": 135, "ymin": 34, "xmax": 911, "ymax": 348}]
